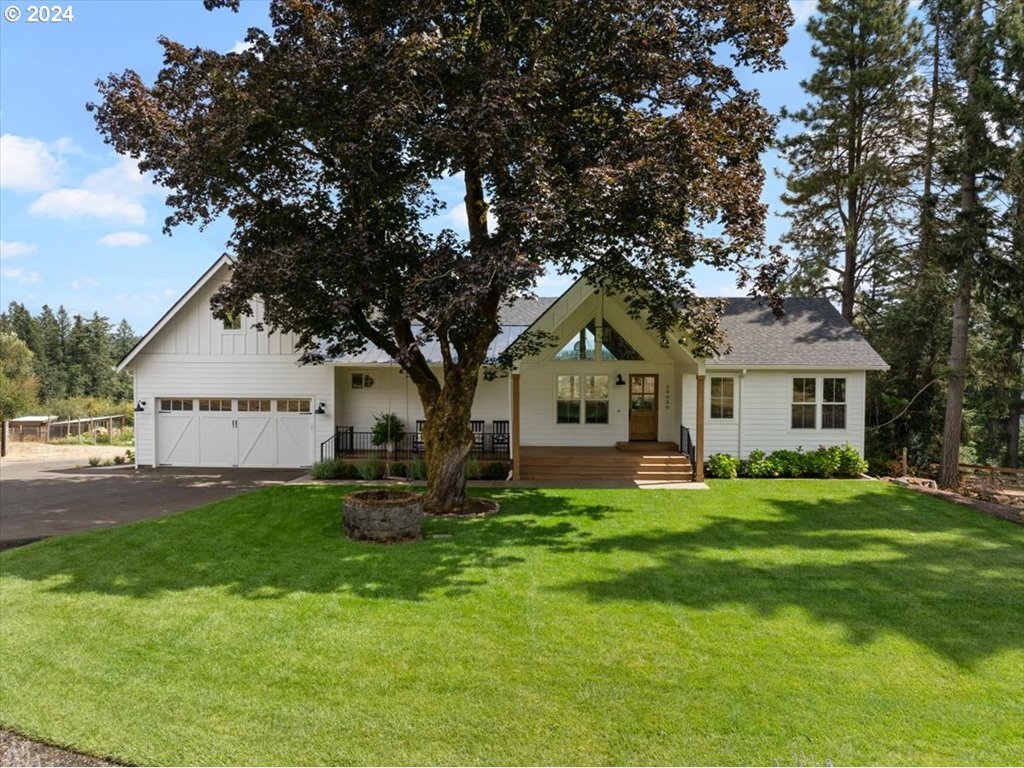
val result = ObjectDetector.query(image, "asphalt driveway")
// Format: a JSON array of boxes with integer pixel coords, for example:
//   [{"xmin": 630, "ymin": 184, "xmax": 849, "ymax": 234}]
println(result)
[{"xmin": 0, "ymin": 460, "xmax": 304, "ymax": 548}]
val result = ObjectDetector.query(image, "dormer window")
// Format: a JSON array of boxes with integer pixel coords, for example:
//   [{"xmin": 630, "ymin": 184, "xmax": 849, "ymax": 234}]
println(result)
[{"xmin": 222, "ymin": 312, "xmax": 241, "ymax": 330}]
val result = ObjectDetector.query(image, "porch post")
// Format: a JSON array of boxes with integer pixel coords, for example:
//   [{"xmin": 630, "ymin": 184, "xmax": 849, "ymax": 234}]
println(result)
[
  {"xmin": 511, "ymin": 373, "xmax": 522, "ymax": 481},
  {"xmin": 695, "ymin": 373, "xmax": 705, "ymax": 482}
]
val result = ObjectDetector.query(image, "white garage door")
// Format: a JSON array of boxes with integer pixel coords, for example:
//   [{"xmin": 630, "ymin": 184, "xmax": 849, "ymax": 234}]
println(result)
[{"xmin": 156, "ymin": 397, "xmax": 314, "ymax": 467}]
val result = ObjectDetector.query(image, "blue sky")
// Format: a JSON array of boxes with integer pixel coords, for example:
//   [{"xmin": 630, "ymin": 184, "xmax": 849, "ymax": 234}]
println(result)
[{"xmin": 0, "ymin": 0, "xmax": 818, "ymax": 334}]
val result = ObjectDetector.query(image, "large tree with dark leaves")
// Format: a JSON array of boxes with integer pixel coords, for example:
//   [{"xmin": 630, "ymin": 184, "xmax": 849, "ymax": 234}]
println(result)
[{"xmin": 91, "ymin": 0, "xmax": 790, "ymax": 512}]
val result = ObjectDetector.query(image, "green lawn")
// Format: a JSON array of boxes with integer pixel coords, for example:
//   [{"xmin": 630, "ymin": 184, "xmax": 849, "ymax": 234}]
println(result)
[{"xmin": 1, "ymin": 481, "xmax": 1021, "ymax": 765}]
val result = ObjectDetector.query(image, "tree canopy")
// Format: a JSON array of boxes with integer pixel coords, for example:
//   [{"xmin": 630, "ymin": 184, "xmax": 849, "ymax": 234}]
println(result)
[{"xmin": 91, "ymin": 0, "xmax": 791, "ymax": 510}]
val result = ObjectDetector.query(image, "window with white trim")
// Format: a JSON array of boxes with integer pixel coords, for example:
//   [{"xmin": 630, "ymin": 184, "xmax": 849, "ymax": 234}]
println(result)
[
  {"xmin": 238, "ymin": 399, "xmax": 271, "ymax": 412},
  {"xmin": 710, "ymin": 377, "xmax": 735, "ymax": 419},
  {"xmin": 822, "ymin": 378, "xmax": 847, "ymax": 429},
  {"xmin": 351, "ymin": 373, "xmax": 375, "ymax": 389},
  {"xmin": 791, "ymin": 378, "xmax": 816, "ymax": 429},
  {"xmin": 222, "ymin": 312, "xmax": 242, "ymax": 330},
  {"xmin": 555, "ymin": 374, "xmax": 610, "ymax": 424}
]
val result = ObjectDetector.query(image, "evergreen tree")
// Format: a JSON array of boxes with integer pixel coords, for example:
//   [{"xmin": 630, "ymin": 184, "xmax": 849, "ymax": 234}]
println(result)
[{"xmin": 779, "ymin": 0, "xmax": 925, "ymax": 321}]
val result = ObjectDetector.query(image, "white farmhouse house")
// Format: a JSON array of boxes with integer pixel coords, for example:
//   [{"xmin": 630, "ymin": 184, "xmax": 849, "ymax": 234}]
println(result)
[{"xmin": 119, "ymin": 256, "xmax": 888, "ymax": 481}]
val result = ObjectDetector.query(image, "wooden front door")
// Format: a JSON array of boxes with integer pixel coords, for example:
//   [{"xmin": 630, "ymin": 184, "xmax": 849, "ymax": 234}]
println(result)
[{"xmin": 629, "ymin": 374, "xmax": 658, "ymax": 441}]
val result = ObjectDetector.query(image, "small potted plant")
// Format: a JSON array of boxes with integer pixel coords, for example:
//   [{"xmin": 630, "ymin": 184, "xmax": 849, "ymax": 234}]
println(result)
[{"xmin": 371, "ymin": 412, "xmax": 405, "ymax": 455}]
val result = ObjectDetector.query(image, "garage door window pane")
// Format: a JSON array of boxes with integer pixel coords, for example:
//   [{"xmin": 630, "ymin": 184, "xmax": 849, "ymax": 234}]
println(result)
[
  {"xmin": 199, "ymin": 399, "xmax": 231, "ymax": 412},
  {"xmin": 159, "ymin": 398, "xmax": 193, "ymax": 412},
  {"xmin": 238, "ymin": 399, "xmax": 271, "ymax": 412},
  {"xmin": 277, "ymin": 399, "xmax": 311, "ymax": 414}
]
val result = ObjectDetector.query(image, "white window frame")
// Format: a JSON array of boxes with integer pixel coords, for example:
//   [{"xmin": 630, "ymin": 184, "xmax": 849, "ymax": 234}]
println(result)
[
  {"xmin": 708, "ymin": 376, "xmax": 736, "ymax": 421},
  {"xmin": 554, "ymin": 374, "xmax": 610, "ymax": 425},
  {"xmin": 788, "ymin": 376, "xmax": 849, "ymax": 431}
]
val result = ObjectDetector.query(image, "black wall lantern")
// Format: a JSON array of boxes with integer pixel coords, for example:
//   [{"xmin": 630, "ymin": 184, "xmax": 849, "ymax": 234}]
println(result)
[
  {"xmin": 134, "ymin": 400, "xmax": 146, "ymax": 412},
  {"xmin": 314, "ymin": 401, "xmax": 327, "ymax": 415},
  {"xmin": 615, "ymin": 374, "xmax": 626, "ymax": 386}
]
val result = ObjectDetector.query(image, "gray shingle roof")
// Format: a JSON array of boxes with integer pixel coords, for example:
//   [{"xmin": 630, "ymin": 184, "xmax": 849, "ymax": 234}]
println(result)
[
  {"xmin": 710, "ymin": 297, "xmax": 888, "ymax": 369},
  {"xmin": 329, "ymin": 294, "xmax": 887, "ymax": 370}
]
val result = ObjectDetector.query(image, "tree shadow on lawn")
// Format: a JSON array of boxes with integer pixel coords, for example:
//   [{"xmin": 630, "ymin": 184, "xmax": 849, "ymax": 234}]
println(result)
[
  {"xmin": 3, "ymin": 484, "xmax": 1021, "ymax": 666},
  {"xmin": 552, "ymin": 487, "xmax": 1024, "ymax": 667},
  {"xmin": 0, "ymin": 486, "xmax": 609, "ymax": 603}
]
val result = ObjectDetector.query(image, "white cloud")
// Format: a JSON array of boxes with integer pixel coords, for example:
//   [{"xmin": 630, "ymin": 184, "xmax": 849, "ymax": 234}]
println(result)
[
  {"xmin": 228, "ymin": 40, "xmax": 253, "ymax": 54},
  {"xmin": 83, "ymin": 156, "xmax": 156, "ymax": 199},
  {"xmin": 30, "ymin": 188, "xmax": 147, "ymax": 225},
  {"xmin": 0, "ymin": 134, "xmax": 67, "ymax": 192},
  {"xmin": 71, "ymin": 277, "xmax": 100, "ymax": 290},
  {"xmin": 789, "ymin": 0, "xmax": 818, "ymax": 25},
  {"xmin": 1, "ymin": 267, "xmax": 41, "ymax": 284},
  {"xmin": 0, "ymin": 240, "xmax": 37, "ymax": 260},
  {"xmin": 98, "ymin": 231, "xmax": 150, "ymax": 248}
]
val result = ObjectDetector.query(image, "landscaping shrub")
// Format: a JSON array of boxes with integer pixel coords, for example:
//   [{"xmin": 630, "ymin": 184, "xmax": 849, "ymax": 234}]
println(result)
[
  {"xmin": 706, "ymin": 453, "xmax": 740, "ymax": 479},
  {"xmin": 390, "ymin": 461, "xmax": 408, "ymax": 478},
  {"xmin": 484, "ymin": 461, "xmax": 509, "ymax": 480},
  {"xmin": 407, "ymin": 458, "xmax": 427, "ymax": 481},
  {"xmin": 356, "ymin": 458, "xmax": 385, "ymax": 480},
  {"xmin": 124, "ymin": 448, "xmax": 135, "ymax": 464},
  {"xmin": 802, "ymin": 446, "xmax": 841, "ymax": 478},
  {"xmin": 338, "ymin": 462, "xmax": 361, "ymax": 480},
  {"xmin": 768, "ymin": 449, "xmax": 805, "ymax": 478},
  {"xmin": 741, "ymin": 449, "xmax": 778, "ymax": 478},
  {"xmin": 466, "ymin": 457, "xmax": 481, "ymax": 480},
  {"xmin": 311, "ymin": 459, "xmax": 344, "ymax": 480},
  {"xmin": 834, "ymin": 443, "xmax": 868, "ymax": 477},
  {"xmin": 113, "ymin": 454, "xmax": 125, "ymax": 465},
  {"xmin": 87, "ymin": 456, "xmax": 101, "ymax": 467}
]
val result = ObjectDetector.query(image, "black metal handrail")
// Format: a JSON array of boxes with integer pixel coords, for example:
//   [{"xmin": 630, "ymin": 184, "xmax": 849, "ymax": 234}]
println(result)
[
  {"xmin": 680, "ymin": 425, "xmax": 696, "ymax": 479},
  {"xmin": 321, "ymin": 425, "xmax": 510, "ymax": 463}
]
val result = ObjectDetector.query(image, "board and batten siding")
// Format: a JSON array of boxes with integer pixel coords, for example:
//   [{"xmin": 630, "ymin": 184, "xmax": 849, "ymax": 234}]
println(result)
[
  {"xmin": 683, "ymin": 369, "xmax": 868, "ymax": 458},
  {"xmin": 130, "ymin": 274, "xmax": 335, "ymax": 466},
  {"xmin": 333, "ymin": 366, "xmax": 511, "ymax": 433}
]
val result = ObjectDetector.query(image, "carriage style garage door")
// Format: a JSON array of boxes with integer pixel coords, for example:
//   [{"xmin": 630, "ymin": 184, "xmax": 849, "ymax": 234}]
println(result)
[{"xmin": 156, "ymin": 398, "xmax": 314, "ymax": 467}]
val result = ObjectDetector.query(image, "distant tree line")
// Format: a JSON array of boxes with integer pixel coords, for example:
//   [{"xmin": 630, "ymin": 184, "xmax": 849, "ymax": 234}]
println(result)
[
  {"xmin": 777, "ymin": 0, "xmax": 1023, "ymax": 476},
  {"xmin": 0, "ymin": 302, "xmax": 138, "ymax": 415}
]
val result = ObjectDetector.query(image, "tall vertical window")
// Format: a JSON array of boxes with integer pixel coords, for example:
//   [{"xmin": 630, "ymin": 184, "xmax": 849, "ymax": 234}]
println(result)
[
  {"xmin": 791, "ymin": 378, "xmax": 816, "ymax": 429},
  {"xmin": 822, "ymin": 378, "xmax": 847, "ymax": 429},
  {"xmin": 556, "ymin": 375, "xmax": 581, "ymax": 423},
  {"xmin": 710, "ymin": 377, "xmax": 735, "ymax": 419},
  {"xmin": 584, "ymin": 375, "xmax": 610, "ymax": 424}
]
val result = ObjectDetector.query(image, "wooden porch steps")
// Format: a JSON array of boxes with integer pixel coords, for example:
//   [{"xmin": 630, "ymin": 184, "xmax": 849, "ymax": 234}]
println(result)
[
  {"xmin": 615, "ymin": 441, "xmax": 680, "ymax": 452},
  {"xmin": 519, "ymin": 447, "xmax": 693, "ymax": 482}
]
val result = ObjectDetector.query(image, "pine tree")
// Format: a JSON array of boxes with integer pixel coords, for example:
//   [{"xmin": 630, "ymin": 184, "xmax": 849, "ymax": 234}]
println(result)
[{"xmin": 779, "ymin": 0, "xmax": 925, "ymax": 321}]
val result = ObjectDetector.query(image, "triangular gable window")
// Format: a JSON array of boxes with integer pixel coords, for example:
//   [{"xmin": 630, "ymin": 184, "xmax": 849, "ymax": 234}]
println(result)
[
  {"xmin": 554, "ymin": 319, "xmax": 643, "ymax": 361},
  {"xmin": 555, "ymin": 319, "xmax": 597, "ymax": 360},
  {"xmin": 601, "ymin": 321, "xmax": 641, "ymax": 360}
]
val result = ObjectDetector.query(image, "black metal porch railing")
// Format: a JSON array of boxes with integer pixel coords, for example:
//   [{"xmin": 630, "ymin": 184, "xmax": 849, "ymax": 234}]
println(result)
[
  {"xmin": 320, "ymin": 425, "xmax": 510, "ymax": 464},
  {"xmin": 679, "ymin": 425, "xmax": 696, "ymax": 478}
]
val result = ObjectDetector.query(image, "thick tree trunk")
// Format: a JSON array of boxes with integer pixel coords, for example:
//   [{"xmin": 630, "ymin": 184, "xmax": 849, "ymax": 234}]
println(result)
[
  {"xmin": 938, "ymin": 262, "xmax": 972, "ymax": 489},
  {"xmin": 421, "ymin": 379, "xmax": 477, "ymax": 514}
]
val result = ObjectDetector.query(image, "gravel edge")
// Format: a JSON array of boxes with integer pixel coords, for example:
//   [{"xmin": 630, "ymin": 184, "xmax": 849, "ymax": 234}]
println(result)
[{"xmin": 0, "ymin": 729, "xmax": 122, "ymax": 767}]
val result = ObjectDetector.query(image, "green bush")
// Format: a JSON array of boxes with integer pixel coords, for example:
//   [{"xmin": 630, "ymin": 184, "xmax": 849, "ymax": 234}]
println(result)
[
  {"xmin": 802, "ymin": 446, "xmax": 841, "ymax": 478},
  {"xmin": 124, "ymin": 448, "xmax": 135, "ymax": 464},
  {"xmin": 311, "ymin": 459, "xmax": 344, "ymax": 480},
  {"xmin": 484, "ymin": 461, "xmax": 509, "ymax": 480},
  {"xmin": 741, "ymin": 449, "xmax": 778, "ymax": 478},
  {"xmin": 87, "ymin": 456, "xmax": 101, "ymax": 467},
  {"xmin": 466, "ymin": 457, "xmax": 481, "ymax": 480},
  {"xmin": 706, "ymin": 453, "xmax": 740, "ymax": 479},
  {"xmin": 357, "ymin": 458, "xmax": 385, "ymax": 480},
  {"xmin": 407, "ymin": 458, "xmax": 427, "ymax": 481},
  {"xmin": 390, "ymin": 461, "xmax": 408, "ymax": 478},
  {"xmin": 113, "ymin": 454, "xmax": 126, "ymax": 465},
  {"xmin": 834, "ymin": 443, "xmax": 868, "ymax": 477},
  {"xmin": 338, "ymin": 462, "xmax": 361, "ymax": 480},
  {"xmin": 768, "ymin": 449, "xmax": 805, "ymax": 478},
  {"xmin": 370, "ymin": 413, "xmax": 405, "ymax": 447}
]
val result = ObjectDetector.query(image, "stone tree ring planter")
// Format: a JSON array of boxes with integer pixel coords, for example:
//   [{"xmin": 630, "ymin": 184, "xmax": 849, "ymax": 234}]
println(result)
[{"xmin": 343, "ymin": 490, "xmax": 424, "ymax": 544}]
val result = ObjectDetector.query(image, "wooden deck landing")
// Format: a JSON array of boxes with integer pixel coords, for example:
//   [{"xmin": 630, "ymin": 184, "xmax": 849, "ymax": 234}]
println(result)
[{"xmin": 519, "ymin": 445, "xmax": 693, "ymax": 482}]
